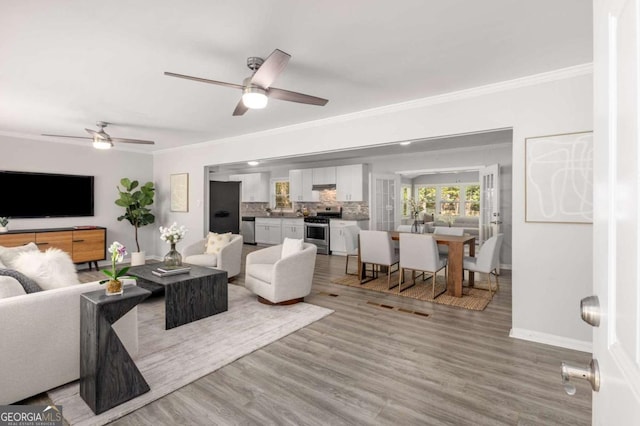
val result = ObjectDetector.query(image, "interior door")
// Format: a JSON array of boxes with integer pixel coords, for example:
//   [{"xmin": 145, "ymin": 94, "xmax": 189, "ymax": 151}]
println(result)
[
  {"xmin": 592, "ymin": 0, "xmax": 640, "ymax": 423},
  {"xmin": 479, "ymin": 164, "xmax": 500, "ymax": 244},
  {"xmin": 209, "ymin": 181, "xmax": 240, "ymax": 234},
  {"xmin": 371, "ymin": 174, "xmax": 397, "ymax": 231}
]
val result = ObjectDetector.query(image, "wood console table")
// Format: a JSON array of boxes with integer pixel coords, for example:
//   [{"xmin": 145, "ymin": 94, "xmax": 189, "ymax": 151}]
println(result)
[
  {"xmin": 0, "ymin": 227, "xmax": 106, "ymax": 269},
  {"xmin": 80, "ymin": 285, "xmax": 151, "ymax": 414}
]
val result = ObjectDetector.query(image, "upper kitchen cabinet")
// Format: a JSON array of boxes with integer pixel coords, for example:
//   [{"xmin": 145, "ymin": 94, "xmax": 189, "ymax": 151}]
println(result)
[
  {"xmin": 336, "ymin": 164, "xmax": 368, "ymax": 202},
  {"xmin": 312, "ymin": 167, "xmax": 336, "ymax": 185},
  {"xmin": 289, "ymin": 169, "xmax": 317, "ymax": 202},
  {"xmin": 229, "ymin": 173, "xmax": 269, "ymax": 202}
]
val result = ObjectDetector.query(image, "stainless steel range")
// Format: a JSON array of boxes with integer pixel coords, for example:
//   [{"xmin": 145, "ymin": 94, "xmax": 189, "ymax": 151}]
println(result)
[{"xmin": 304, "ymin": 206, "xmax": 342, "ymax": 255}]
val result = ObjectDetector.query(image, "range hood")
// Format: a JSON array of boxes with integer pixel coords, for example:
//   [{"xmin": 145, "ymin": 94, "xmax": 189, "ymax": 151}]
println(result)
[{"xmin": 311, "ymin": 183, "xmax": 336, "ymax": 191}]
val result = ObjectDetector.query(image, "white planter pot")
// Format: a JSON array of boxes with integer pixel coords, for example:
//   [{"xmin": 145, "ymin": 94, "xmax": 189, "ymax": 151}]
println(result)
[
  {"xmin": 130, "ymin": 251, "xmax": 146, "ymax": 266},
  {"xmin": 0, "ymin": 226, "xmax": 7, "ymax": 233}
]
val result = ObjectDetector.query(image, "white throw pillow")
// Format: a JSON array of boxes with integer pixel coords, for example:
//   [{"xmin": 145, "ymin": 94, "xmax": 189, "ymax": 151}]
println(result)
[
  {"xmin": 206, "ymin": 232, "xmax": 232, "ymax": 254},
  {"xmin": 0, "ymin": 276, "xmax": 27, "ymax": 299},
  {"xmin": 281, "ymin": 238, "xmax": 304, "ymax": 259},
  {"xmin": 0, "ymin": 242, "xmax": 39, "ymax": 268},
  {"xmin": 12, "ymin": 248, "xmax": 80, "ymax": 290}
]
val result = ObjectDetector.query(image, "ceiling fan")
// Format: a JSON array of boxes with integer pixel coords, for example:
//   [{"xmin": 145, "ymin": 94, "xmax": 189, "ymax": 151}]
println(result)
[
  {"xmin": 164, "ymin": 48, "xmax": 329, "ymax": 116},
  {"xmin": 42, "ymin": 122, "xmax": 155, "ymax": 149}
]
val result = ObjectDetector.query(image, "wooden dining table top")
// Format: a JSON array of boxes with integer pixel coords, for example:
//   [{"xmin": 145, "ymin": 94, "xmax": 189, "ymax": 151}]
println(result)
[{"xmin": 388, "ymin": 231, "xmax": 476, "ymax": 244}]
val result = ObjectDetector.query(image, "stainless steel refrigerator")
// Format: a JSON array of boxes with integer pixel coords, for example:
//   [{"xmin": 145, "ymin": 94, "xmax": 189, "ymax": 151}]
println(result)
[{"xmin": 209, "ymin": 181, "xmax": 241, "ymax": 234}]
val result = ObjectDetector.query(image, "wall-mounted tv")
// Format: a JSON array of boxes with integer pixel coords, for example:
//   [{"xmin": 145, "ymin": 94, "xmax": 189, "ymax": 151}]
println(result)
[{"xmin": 0, "ymin": 170, "xmax": 94, "ymax": 218}]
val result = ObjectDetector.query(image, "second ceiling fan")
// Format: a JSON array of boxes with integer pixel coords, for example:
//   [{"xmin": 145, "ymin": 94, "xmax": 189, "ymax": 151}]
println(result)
[{"xmin": 164, "ymin": 49, "xmax": 328, "ymax": 116}]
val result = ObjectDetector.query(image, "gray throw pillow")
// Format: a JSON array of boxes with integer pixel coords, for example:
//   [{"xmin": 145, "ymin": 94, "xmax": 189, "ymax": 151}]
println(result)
[{"xmin": 0, "ymin": 268, "xmax": 43, "ymax": 293}]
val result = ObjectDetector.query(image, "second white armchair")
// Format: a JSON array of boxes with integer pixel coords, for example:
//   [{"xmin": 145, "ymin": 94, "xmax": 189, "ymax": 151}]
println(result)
[
  {"xmin": 181, "ymin": 234, "xmax": 243, "ymax": 278},
  {"xmin": 244, "ymin": 242, "xmax": 317, "ymax": 305}
]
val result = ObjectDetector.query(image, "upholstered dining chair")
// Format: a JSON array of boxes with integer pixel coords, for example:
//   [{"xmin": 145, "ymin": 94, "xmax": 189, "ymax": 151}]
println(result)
[
  {"xmin": 433, "ymin": 226, "xmax": 464, "ymax": 256},
  {"xmin": 342, "ymin": 225, "xmax": 360, "ymax": 276},
  {"xmin": 463, "ymin": 233, "xmax": 504, "ymax": 297},
  {"xmin": 398, "ymin": 233, "xmax": 448, "ymax": 298},
  {"xmin": 358, "ymin": 230, "xmax": 399, "ymax": 289}
]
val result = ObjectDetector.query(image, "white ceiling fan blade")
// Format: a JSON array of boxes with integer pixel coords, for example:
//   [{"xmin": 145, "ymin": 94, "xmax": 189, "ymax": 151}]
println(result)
[
  {"xmin": 164, "ymin": 72, "xmax": 243, "ymax": 90},
  {"xmin": 111, "ymin": 138, "xmax": 155, "ymax": 145},
  {"xmin": 268, "ymin": 87, "xmax": 328, "ymax": 106},
  {"xmin": 250, "ymin": 49, "xmax": 291, "ymax": 89},
  {"xmin": 232, "ymin": 99, "xmax": 249, "ymax": 116}
]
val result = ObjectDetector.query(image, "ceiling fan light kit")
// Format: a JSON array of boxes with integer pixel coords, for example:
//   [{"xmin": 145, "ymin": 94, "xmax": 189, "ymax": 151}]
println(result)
[
  {"xmin": 242, "ymin": 86, "xmax": 268, "ymax": 109},
  {"xmin": 42, "ymin": 121, "xmax": 155, "ymax": 150},
  {"xmin": 92, "ymin": 138, "xmax": 112, "ymax": 150}
]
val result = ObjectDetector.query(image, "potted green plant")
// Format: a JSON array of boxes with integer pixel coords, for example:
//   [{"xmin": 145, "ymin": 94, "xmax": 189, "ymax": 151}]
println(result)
[
  {"xmin": 115, "ymin": 178, "xmax": 155, "ymax": 265},
  {"xmin": 0, "ymin": 217, "xmax": 8, "ymax": 233}
]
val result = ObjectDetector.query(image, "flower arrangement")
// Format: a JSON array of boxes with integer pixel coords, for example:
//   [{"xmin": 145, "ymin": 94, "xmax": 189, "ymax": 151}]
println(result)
[
  {"xmin": 408, "ymin": 199, "xmax": 423, "ymax": 218},
  {"xmin": 100, "ymin": 241, "xmax": 130, "ymax": 294},
  {"xmin": 159, "ymin": 222, "xmax": 187, "ymax": 245}
]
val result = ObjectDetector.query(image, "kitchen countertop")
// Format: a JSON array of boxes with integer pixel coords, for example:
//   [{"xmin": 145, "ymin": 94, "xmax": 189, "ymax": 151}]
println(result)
[
  {"xmin": 248, "ymin": 214, "xmax": 305, "ymax": 219},
  {"xmin": 334, "ymin": 215, "xmax": 370, "ymax": 221},
  {"xmin": 243, "ymin": 214, "xmax": 370, "ymax": 220}
]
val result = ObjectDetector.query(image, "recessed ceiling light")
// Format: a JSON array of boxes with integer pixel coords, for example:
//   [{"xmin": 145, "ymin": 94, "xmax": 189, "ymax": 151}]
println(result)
[
  {"xmin": 247, "ymin": 161, "xmax": 260, "ymax": 166},
  {"xmin": 399, "ymin": 141, "xmax": 411, "ymax": 146}
]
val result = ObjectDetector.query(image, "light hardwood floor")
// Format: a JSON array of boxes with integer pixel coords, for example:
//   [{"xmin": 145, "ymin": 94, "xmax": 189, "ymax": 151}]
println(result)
[{"xmin": 26, "ymin": 246, "xmax": 593, "ymax": 425}]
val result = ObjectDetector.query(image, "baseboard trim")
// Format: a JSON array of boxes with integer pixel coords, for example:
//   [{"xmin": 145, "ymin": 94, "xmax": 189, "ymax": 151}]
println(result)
[{"xmin": 509, "ymin": 328, "xmax": 592, "ymax": 353}]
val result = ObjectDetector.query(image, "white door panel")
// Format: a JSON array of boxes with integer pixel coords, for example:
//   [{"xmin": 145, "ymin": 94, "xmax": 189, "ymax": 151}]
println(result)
[
  {"xmin": 591, "ymin": 0, "xmax": 640, "ymax": 423},
  {"xmin": 480, "ymin": 164, "xmax": 500, "ymax": 244}
]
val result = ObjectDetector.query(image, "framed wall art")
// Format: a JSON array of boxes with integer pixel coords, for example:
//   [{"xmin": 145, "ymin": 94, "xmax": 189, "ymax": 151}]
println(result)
[
  {"xmin": 170, "ymin": 173, "xmax": 189, "ymax": 212},
  {"xmin": 525, "ymin": 131, "xmax": 593, "ymax": 223}
]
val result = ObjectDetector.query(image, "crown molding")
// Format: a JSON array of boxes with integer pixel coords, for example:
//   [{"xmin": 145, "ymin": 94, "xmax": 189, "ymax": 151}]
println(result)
[{"xmin": 156, "ymin": 63, "xmax": 593, "ymax": 155}]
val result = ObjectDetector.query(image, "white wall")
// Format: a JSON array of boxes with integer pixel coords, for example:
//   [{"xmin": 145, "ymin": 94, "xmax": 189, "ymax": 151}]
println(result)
[
  {"xmin": 0, "ymin": 135, "xmax": 155, "ymax": 263},
  {"xmin": 154, "ymin": 68, "xmax": 593, "ymax": 350}
]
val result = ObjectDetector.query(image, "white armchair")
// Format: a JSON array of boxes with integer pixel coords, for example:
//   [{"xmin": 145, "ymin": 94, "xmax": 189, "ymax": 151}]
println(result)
[
  {"xmin": 244, "ymin": 242, "xmax": 317, "ymax": 305},
  {"xmin": 181, "ymin": 234, "xmax": 243, "ymax": 278}
]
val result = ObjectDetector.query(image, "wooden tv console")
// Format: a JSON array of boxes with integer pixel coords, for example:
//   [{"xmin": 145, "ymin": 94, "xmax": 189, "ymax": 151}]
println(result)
[{"xmin": 0, "ymin": 227, "xmax": 106, "ymax": 270}]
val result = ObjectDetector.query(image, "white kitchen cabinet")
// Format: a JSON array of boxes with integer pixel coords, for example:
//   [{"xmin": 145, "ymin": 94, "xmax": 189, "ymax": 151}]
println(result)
[
  {"xmin": 281, "ymin": 218, "xmax": 304, "ymax": 240},
  {"xmin": 330, "ymin": 219, "xmax": 369, "ymax": 254},
  {"xmin": 255, "ymin": 218, "xmax": 282, "ymax": 244},
  {"xmin": 289, "ymin": 169, "xmax": 316, "ymax": 202},
  {"xmin": 336, "ymin": 164, "xmax": 368, "ymax": 202},
  {"xmin": 229, "ymin": 173, "xmax": 269, "ymax": 202},
  {"xmin": 312, "ymin": 167, "xmax": 336, "ymax": 185}
]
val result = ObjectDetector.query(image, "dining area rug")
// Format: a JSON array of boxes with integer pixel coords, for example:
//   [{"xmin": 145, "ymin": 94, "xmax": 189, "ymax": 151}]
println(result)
[{"xmin": 331, "ymin": 272, "xmax": 493, "ymax": 311}]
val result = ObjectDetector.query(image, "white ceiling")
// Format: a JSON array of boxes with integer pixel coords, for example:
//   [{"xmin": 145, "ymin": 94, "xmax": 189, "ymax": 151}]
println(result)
[{"xmin": 0, "ymin": 1, "xmax": 592, "ymax": 152}]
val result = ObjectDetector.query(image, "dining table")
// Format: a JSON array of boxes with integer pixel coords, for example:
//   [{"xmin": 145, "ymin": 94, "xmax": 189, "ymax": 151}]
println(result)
[{"xmin": 358, "ymin": 231, "xmax": 475, "ymax": 298}]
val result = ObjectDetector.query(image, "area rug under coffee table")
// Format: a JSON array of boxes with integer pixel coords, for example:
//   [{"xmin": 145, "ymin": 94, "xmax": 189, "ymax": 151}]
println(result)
[
  {"xmin": 331, "ymin": 272, "xmax": 493, "ymax": 311},
  {"xmin": 48, "ymin": 284, "xmax": 333, "ymax": 426}
]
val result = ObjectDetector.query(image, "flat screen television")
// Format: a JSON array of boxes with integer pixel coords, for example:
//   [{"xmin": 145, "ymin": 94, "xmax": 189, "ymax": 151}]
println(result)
[{"xmin": 0, "ymin": 170, "xmax": 94, "ymax": 218}]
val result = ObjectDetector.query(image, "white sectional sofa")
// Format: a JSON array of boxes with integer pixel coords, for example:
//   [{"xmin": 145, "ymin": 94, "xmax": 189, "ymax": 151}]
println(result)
[
  {"xmin": 0, "ymin": 242, "xmax": 140, "ymax": 404},
  {"xmin": 0, "ymin": 280, "xmax": 139, "ymax": 404}
]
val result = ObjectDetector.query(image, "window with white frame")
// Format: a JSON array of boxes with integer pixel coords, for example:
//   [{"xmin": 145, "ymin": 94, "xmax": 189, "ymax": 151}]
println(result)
[
  {"xmin": 401, "ymin": 184, "xmax": 412, "ymax": 218},
  {"xmin": 414, "ymin": 182, "xmax": 480, "ymax": 219},
  {"xmin": 271, "ymin": 178, "xmax": 292, "ymax": 210}
]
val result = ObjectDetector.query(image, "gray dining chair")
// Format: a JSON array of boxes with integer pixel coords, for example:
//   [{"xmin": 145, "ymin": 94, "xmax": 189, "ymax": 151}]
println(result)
[
  {"xmin": 398, "ymin": 233, "xmax": 448, "ymax": 298},
  {"xmin": 463, "ymin": 233, "xmax": 504, "ymax": 297},
  {"xmin": 433, "ymin": 226, "xmax": 464, "ymax": 256},
  {"xmin": 359, "ymin": 230, "xmax": 399, "ymax": 289}
]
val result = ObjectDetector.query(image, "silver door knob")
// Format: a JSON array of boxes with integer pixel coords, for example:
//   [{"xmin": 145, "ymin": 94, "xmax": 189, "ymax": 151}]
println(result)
[
  {"xmin": 561, "ymin": 359, "xmax": 600, "ymax": 395},
  {"xmin": 580, "ymin": 295, "xmax": 600, "ymax": 327}
]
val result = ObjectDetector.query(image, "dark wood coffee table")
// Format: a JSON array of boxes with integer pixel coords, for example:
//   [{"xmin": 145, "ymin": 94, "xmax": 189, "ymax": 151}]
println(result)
[{"xmin": 128, "ymin": 263, "xmax": 228, "ymax": 329}]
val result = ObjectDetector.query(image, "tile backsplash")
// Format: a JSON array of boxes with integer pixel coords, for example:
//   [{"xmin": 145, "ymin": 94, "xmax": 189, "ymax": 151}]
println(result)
[{"xmin": 241, "ymin": 197, "xmax": 369, "ymax": 218}]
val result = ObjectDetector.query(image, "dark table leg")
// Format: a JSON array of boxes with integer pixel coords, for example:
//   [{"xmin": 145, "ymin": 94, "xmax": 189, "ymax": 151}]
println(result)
[
  {"xmin": 164, "ymin": 271, "xmax": 228, "ymax": 329},
  {"xmin": 80, "ymin": 286, "xmax": 151, "ymax": 414}
]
